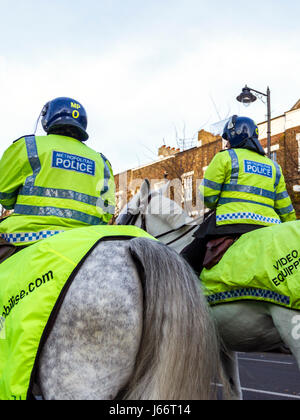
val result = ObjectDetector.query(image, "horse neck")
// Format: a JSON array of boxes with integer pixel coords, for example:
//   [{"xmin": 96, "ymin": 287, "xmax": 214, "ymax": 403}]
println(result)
[
  {"xmin": 142, "ymin": 212, "xmax": 201, "ymax": 253},
  {"xmin": 158, "ymin": 223, "xmax": 198, "ymax": 253}
]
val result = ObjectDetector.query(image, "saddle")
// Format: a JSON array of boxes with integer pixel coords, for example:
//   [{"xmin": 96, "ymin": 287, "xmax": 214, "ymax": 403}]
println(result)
[
  {"xmin": 0, "ymin": 237, "xmax": 21, "ymax": 264},
  {"xmin": 203, "ymin": 236, "xmax": 236, "ymax": 270}
]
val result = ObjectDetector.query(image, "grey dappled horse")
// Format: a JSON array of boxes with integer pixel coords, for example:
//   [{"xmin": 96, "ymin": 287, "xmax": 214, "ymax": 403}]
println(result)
[
  {"xmin": 37, "ymin": 236, "xmax": 223, "ymax": 400},
  {"xmin": 117, "ymin": 179, "xmax": 300, "ymax": 399}
]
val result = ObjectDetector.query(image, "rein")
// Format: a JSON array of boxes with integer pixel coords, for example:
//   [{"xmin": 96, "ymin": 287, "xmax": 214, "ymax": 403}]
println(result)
[{"xmin": 155, "ymin": 224, "xmax": 197, "ymax": 246}]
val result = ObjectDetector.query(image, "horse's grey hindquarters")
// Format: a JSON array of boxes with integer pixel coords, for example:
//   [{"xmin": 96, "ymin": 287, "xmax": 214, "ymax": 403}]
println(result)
[
  {"xmin": 212, "ymin": 300, "xmax": 300, "ymax": 399},
  {"xmin": 37, "ymin": 238, "xmax": 223, "ymax": 400}
]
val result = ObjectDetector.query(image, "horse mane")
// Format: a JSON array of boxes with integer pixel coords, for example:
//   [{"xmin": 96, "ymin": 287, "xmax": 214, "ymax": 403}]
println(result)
[{"xmin": 119, "ymin": 238, "xmax": 224, "ymax": 400}]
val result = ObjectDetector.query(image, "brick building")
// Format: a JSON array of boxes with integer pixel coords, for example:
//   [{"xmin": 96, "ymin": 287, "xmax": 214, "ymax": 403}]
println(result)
[{"xmin": 115, "ymin": 100, "xmax": 300, "ymax": 218}]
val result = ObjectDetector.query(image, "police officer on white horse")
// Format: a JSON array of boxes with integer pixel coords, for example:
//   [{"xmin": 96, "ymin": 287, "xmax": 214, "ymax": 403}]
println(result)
[
  {"xmin": 0, "ymin": 97, "xmax": 115, "ymax": 262},
  {"xmin": 181, "ymin": 115, "xmax": 296, "ymax": 274}
]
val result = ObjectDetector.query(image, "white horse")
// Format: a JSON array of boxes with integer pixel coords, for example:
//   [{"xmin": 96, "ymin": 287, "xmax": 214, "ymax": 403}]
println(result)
[
  {"xmin": 116, "ymin": 179, "xmax": 200, "ymax": 253},
  {"xmin": 35, "ymin": 235, "xmax": 223, "ymax": 400},
  {"xmin": 117, "ymin": 179, "xmax": 300, "ymax": 399}
]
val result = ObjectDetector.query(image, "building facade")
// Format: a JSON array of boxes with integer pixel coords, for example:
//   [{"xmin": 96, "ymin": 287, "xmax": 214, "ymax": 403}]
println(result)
[{"xmin": 115, "ymin": 101, "xmax": 300, "ymax": 219}]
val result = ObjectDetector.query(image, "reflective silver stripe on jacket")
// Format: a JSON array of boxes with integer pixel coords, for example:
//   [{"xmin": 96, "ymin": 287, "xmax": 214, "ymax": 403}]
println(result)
[
  {"xmin": 221, "ymin": 183, "xmax": 276, "ymax": 200},
  {"xmin": 202, "ymin": 178, "xmax": 276, "ymax": 201},
  {"xmin": 25, "ymin": 135, "xmax": 41, "ymax": 186},
  {"xmin": 19, "ymin": 186, "xmax": 115, "ymax": 215},
  {"xmin": 228, "ymin": 149, "xmax": 239, "ymax": 184},
  {"xmin": 99, "ymin": 154, "xmax": 111, "ymax": 195},
  {"xmin": 14, "ymin": 204, "xmax": 107, "ymax": 226}
]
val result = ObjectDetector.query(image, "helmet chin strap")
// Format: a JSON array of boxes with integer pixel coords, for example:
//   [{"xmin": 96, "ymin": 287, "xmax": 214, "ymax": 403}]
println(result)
[
  {"xmin": 33, "ymin": 103, "xmax": 49, "ymax": 135},
  {"xmin": 33, "ymin": 110, "xmax": 43, "ymax": 135}
]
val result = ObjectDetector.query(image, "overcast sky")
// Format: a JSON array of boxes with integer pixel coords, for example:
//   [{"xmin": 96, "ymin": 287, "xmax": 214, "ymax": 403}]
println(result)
[{"xmin": 1, "ymin": 0, "xmax": 300, "ymax": 173}]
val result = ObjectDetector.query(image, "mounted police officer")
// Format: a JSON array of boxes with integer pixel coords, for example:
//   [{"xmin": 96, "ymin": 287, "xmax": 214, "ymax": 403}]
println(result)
[
  {"xmin": 0, "ymin": 97, "xmax": 115, "ymax": 260},
  {"xmin": 181, "ymin": 115, "xmax": 296, "ymax": 274}
]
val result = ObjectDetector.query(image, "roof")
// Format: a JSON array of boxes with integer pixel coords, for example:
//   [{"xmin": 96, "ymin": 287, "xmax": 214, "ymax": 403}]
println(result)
[{"xmin": 291, "ymin": 99, "xmax": 300, "ymax": 111}]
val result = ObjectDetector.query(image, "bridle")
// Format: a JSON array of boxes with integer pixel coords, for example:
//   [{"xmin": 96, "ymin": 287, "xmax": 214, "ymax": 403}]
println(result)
[
  {"xmin": 155, "ymin": 223, "xmax": 198, "ymax": 246},
  {"xmin": 118, "ymin": 193, "xmax": 151, "ymax": 231},
  {"xmin": 117, "ymin": 192, "xmax": 198, "ymax": 246}
]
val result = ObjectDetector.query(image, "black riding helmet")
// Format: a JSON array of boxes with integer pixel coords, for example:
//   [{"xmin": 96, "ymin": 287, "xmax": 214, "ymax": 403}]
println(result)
[{"xmin": 41, "ymin": 97, "xmax": 89, "ymax": 141}]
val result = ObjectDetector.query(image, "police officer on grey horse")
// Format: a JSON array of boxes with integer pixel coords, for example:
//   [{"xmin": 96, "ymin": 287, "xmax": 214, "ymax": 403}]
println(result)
[{"xmin": 181, "ymin": 115, "xmax": 296, "ymax": 274}]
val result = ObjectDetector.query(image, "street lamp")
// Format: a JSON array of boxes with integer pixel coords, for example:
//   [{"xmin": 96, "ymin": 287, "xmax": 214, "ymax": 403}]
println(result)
[{"xmin": 236, "ymin": 85, "xmax": 271, "ymax": 158}]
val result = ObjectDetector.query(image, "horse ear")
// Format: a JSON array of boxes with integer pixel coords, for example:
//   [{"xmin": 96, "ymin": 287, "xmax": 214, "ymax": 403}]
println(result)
[{"xmin": 139, "ymin": 179, "xmax": 151, "ymax": 206}]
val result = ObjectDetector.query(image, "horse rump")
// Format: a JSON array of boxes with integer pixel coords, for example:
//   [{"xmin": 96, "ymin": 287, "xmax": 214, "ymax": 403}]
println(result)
[{"xmin": 120, "ymin": 237, "xmax": 223, "ymax": 400}]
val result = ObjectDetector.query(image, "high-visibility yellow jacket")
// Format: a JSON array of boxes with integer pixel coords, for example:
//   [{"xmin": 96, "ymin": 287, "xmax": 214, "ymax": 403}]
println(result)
[
  {"xmin": 0, "ymin": 225, "xmax": 155, "ymax": 400},
  {"xmin": 199, "ymin": 148, "xmax": 296, "ymax": 226},
  {"xmin": 0, "ymin": 134, "xmax": 116, "ymax": 245},
  {"xmin": 201, "ymin": 220, "xmax": 300, "ymax": 310}
]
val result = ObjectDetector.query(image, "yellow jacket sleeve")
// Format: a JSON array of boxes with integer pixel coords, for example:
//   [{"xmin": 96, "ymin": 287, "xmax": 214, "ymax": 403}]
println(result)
[
  {"xmin": 98, "ymin": 155, "xmax": 116, "ymax": 223},
  {"xmin": 199, "ymin": 152, "xmax": 229, "ymax": 209},
  {"xmin": 0, "ymin": 139, "xmax": 29, "ymax": 210},
  {"xmin": 274, "ymin": 166, "xmax": 296, "ymax": 222}
]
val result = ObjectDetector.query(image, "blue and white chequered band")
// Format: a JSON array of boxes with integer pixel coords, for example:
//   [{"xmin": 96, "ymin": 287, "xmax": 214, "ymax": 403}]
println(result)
[
  {"xmin": 1, "ymin": 230, "xmax": 64, "ymax": 244},
  {"xmin": 207, "ymin": 288, "xmax": 290, "ymax": 306},
  {"xmin": 216, "ymin": 212, "xmax": 281, "ymax": 225}
]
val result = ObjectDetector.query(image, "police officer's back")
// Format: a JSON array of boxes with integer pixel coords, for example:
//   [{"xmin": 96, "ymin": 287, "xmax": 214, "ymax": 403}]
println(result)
[
  {"xmin": 0, "ymin": 97, "xmax": 115, "ymax": 248},
  {"xmin": 181, "ymin": 115, "xmax": 296, "ymax": 273}
]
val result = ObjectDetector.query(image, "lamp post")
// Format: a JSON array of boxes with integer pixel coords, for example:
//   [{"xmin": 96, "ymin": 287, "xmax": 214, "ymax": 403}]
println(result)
[{"xmin": 236, "ymin": 85, "xmax": 271, "ymax": 158}]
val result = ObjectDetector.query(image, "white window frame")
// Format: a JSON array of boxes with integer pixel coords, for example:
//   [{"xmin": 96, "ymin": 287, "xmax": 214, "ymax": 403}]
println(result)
[
  {"xmin": 222, "ymin": 139, "xmax": 228, "ymax": 150},
  {"xmin": 296, "ymin": 134, "xmax": 300, "ymax": 172},
  {"xmin": 181, "ymin": 171, "xmax": 194, "ymax": 203},
  {"xmin": 115, "ymin": 190, "xmax": 125, "ymax": 214},
  {"xmin": 263, "ymin": 144, "xmax": 279, "ymax": 163}
]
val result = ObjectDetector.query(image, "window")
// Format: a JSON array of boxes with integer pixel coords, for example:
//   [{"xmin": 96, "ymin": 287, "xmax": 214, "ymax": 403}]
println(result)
[
  {"xmin": 264, "ymin": 144, "xmax": 279, "ymax": 163},
  {"xmin": 222, "ymin": 139, "xmax": 228, "ymax": 150},
  {"xmin": 182, "ymin": 171, "xmax": 194, "ymax": 202},
  {"xmin": 297, "ymin": 134, "xmax": 300, "ymax": 172},
  {"xmin": 115, "ymin": 191, "xmax": 125, "ymax": 216}
]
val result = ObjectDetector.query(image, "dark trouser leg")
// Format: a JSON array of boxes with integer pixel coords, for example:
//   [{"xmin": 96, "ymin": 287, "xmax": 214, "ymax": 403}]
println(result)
[
  {"xmin": 180, "ymin": 237, "xmax": 208, "ymax": 276},
  {"xmin": 0, "ymin": 238, "xmax": 22, "ymax": 264}
]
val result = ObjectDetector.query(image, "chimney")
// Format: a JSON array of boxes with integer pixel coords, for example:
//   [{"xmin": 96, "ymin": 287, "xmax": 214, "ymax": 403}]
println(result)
[
  {"xmin": 197, "ymin": 129, "xmax": 219, "ymax": 147},
  {"xmin": 158, "ymin": 145, "xmax": 180, "ymax": 158},
  {"xmin": 158, "ymin": 145, "xmax": 167, "ymax": 157}
]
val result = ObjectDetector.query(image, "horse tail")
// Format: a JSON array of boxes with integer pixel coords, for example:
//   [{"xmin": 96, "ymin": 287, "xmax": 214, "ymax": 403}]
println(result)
[{"xmin": 121, "ymin": 237, "xmax": 223, "ymax": 400}]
